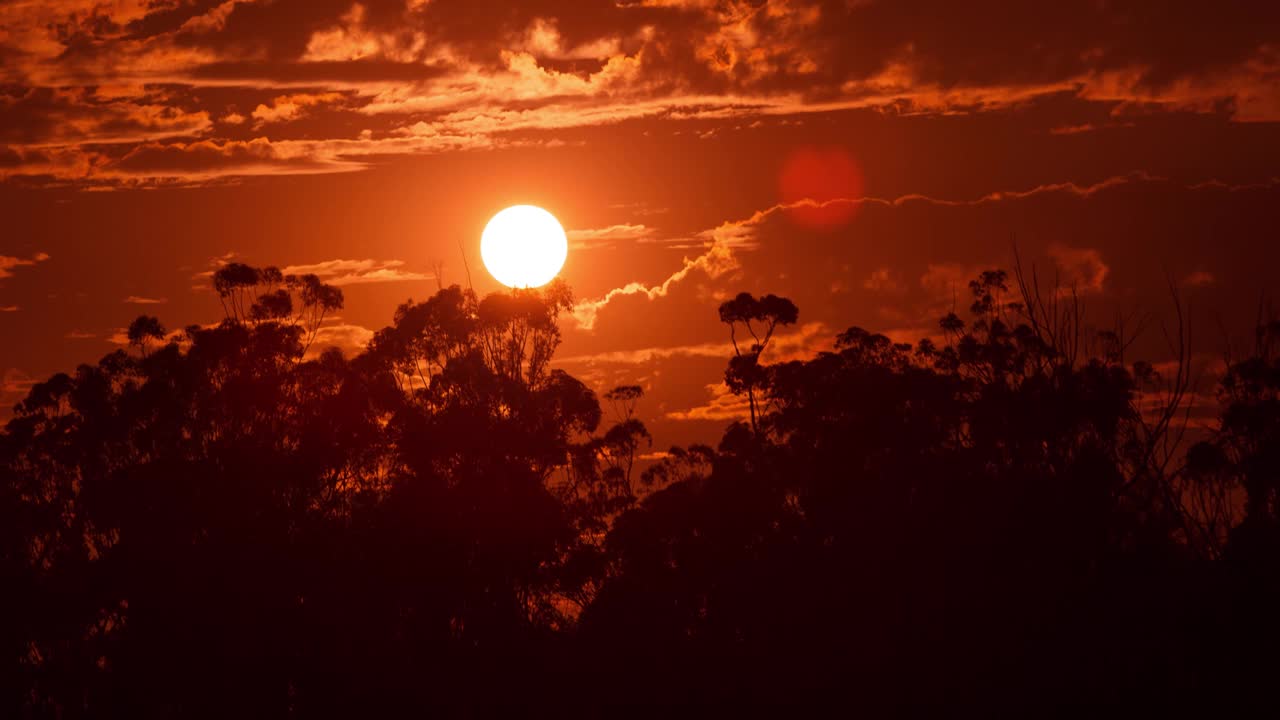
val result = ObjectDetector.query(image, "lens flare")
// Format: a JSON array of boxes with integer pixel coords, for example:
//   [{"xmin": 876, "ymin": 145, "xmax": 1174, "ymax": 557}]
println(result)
[{"xmin": 779, "ymin": 146, "xmax": 864, "ymax": 231}]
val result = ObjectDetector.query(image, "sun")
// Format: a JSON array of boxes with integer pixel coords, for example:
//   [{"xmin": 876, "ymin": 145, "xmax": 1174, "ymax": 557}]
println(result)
[{"xmin": 480, "ymin": 205, "xmax": 568, "ymax": 289}]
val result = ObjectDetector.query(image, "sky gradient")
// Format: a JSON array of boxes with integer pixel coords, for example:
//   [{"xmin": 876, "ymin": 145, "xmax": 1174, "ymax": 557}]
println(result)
[{"xmin": 3, "ymin": 0, "xmax": 1279, "ymax": 448}]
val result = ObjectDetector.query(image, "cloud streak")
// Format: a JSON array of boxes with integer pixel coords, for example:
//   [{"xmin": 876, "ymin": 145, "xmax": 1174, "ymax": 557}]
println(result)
[
  {"xmin": 560, "ymin": 321, "xmax": 829, "ymax": 366},
  {"xmin": 666, "ymin": 382, "xmax": 751, "ymax": 422},
  {"xmin": 572, "ymin": 172, "xmax": 1261, "ymax": 331},
  {"xmin": 281, "ymin": 258, "xmax": 432, "ymax": 286},
  {"xmin": 570, "ymin": 241, "xmax": 738, "ymax": 330},
  {"xmin": 567, "ymin": 223, "xmax": 655, "ymax": 249},
  {"xmin": 0, "ymin": 252, "xmax": 50, "ymax": 280}
]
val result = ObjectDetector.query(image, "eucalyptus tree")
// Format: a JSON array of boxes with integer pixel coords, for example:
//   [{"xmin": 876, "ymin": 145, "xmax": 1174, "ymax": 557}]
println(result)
[{"xmin": 717, "ymin": 292, "xmax": 799, "ymax": 434}]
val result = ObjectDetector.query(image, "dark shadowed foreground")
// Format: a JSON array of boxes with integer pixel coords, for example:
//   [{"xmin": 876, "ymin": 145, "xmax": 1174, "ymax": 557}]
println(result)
[{"xmin": 3, "ymin": 264, "xmax": 1279, "ymax": 716}]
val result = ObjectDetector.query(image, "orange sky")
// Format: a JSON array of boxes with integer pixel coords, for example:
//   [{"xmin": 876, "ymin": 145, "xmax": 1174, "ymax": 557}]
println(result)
[{"xmin": 2, "ymin": 0, "xmax": 1279, "ymax": 447}]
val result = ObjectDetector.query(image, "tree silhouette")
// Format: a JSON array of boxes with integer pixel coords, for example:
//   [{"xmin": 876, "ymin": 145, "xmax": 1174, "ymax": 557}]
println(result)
[
  {"xmin": 1, "ymin": 264, "xmax": 1278, "ymax": 715},
  {"xmin": 717, "ymin": 292, "xmax": 798, "ymax": 434},
  {"xmin": 126, "ymin": 315, "xmax": 165, "ymax": 357}
]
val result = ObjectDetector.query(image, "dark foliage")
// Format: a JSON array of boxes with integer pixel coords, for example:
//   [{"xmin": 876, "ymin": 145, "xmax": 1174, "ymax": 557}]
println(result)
[{"xmin": 1, "ymin": 266, "xmax": 1277, "ymax": 715}]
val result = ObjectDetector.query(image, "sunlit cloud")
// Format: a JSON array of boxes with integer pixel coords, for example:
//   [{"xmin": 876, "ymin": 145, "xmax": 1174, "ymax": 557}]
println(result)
[
  {"xmin": 666, "ymin": 382, "xmax": 751, "ymax": 422},
  {"xmin": 571, "ymin": 242, "xmax": 738, "ymax": 330},
  {"xmin": 567, "ymin": 223, "xmax": 655, "ymax": 250},
  {"xmin": 251, "ymin": 93, "xmax": 345, "ymax": 126},
  {"xmin": 1, "ymin": 0, "xmax": 1275, "ymax": 186},
  {"xmin": 281, "ymin": 258, "xmax": 432, "ymax": 286},
  {"xmin": 301, "ymin": 3, "xmax": 428, "ymax": 63},
  {"xmin": 1047, "ymin": 244, "xmax": 1110, "ymax": 295},
  {"xmin": 514, "ymin": 18, "xmax": 624, "ymax": 61},
  {"xmin": 124, "ymin": 296, "xmax": 168, "ymax": 305},
  {"xmin": 308, "ymin": 321, "xmax": 375, "ymax": 358},
  {"xmin": 560, "ymin": 321, "xmax": 828, "ymax": 366},
  {"xmin": 178, "ymin": 0, "xmax": 261, "ymax": 34},
  {"xmin": 190, "ymin": 252, "xmax": 431, "ymax": 293},
  {"xmin": 0, "ymin": 252, "xmax": 50, "ymax": 280}
]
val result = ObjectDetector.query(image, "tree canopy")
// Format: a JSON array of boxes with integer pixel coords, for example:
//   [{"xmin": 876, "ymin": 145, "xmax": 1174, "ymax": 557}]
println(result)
[{"xmin": 1, "ymin": 265, "xmax": 1277, "ymax": 715}]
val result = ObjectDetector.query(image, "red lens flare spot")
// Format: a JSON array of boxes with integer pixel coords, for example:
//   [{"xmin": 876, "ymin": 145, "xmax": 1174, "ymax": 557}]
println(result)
[{"xmin": 778, "ymin": 146, "xmax": 864, "ymax": 231}]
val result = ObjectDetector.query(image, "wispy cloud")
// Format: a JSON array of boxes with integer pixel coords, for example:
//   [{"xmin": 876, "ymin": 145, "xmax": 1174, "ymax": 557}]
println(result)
[
  {"xmin": 864, "ymin": 267, "xmax": 905, "ymax": 293},
  {"xmin": 307, "ymin": 322, "xmax": 375, "ymax": 358},
  {"xmin": 920, "ymin": 262, "xmax": 987, "ymax": 301},
  {"xmin": 281, "ymin": 258, "xmax": 431, "ymax": 286},
  {"xmin": 1047, "ymin": 244, "xmax": 1110, "ymax": 295},
  {"xmin": 190, "ymin": 254, "xmax": 428, "ymax": 291},
  {"xmin": 666, "ymin": 383, "xmax": 752, "ymax": 422},
  {"xmin": 570, "ymin": 242, "xmax": 738, "ymax": 330},
  {"xmin": 124, "ymin": 295, "xmax": 168, "ymax": 305},
  {"xmin": 560, "ymin": 322, "xmax": 829, "ymax": 366},
  {"xmin": 567, "ymin": 224, "xmax": 654, "ymax": 250},
  {"xmin": 0, "ymin": 252, "xmax": 50, "ymax": 280},
  {"xmin": 190, "ymin": 251, "xmax": 239, "ymax": 289}
]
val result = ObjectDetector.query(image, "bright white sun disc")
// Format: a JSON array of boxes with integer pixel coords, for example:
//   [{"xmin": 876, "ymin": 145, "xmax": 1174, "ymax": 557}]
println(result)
[{"xmin": 480, "ymin": 205, "xmax": 568, "ymax": 288}]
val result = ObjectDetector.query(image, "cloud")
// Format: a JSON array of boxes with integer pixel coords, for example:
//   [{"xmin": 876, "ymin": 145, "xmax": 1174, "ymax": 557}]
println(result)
[
  {"xmin": 560, "ymin": 321, "xmax": 828, "ymax": 366},
  {"xmin": 571, "ymin": 170, "xmax": 1280, "ymax": 348},
  {"xmin": 1050, "ymin": 123, "xmax": 1100, "ymax": 136},
  {"xmin": 1, "ymin": 0, "xmax": 1277, "ymax": 185},
  {"xmin": 920, "ymin": 263, "xmax": 985, "ymax": 302},
  {"xmin": 3, "ymin": 130, "xmax": 579, "ymax": 186},
  {"xmin": 563, "ymin": 170, "xmax": 1280, "ymax": 450},
  {"xmin": 64, "ymin": 330, "xmax": 97, "ymax": 339},
  {"xmin": 1049, "ymin": 122, "xmax": 1136, "ymax": 135},
  {"xmin": 123, "ymin": 296, "xmax": 168, "ymax": 305},
  {"xmin": 191, "ymin": 252, "xmax": 427, "ymax": 292},
  {"xmin": 251, "ymin": 93, "xmax": 344, "ymax": 125},
  {"xmin": 514, "ymin": 18, "xmax": 624, "ymax": 61},
  {"xmin": 0, "ymin": 88, "xmax": 213, "ymax": 147},
  {"xmin": 301, "ymin": 3, "xmax": 428, "ymax": 63},
  {"xmin": 571, "ymin": 241, "xmax": 738, "ymax": 330},
  {"xmin": 568, "ymin": 173, "xmax": 1169, "ymax": 332},
  {"xmin": 190, "ymin": 251, "xmax": 240, "ymax": 289},
  {"xmin": 666, "ymin": 382, "xmax": 751, "ymax": 422},
  {"xmin": 0, "ymin": 305, "xmax": 18, "ymax": 312},
  {"xmin": 308, "ymin": 321, "xmax": 375, "ymax": 358},
  {"xmin": 179, "ymin": 0, "xmax": 260, "ymax": 34},
  {"xmin": 106, "ymin": 323, "xmax": 203, "ymax": 348},
  {"xmin": 864, "ymin": 267, "xmax": 904, "ymax": 293},
  {"xmin": 110, "ymin": 137, "xmax": 365, "ymax": 181},
  {"xmin": 0, "ymin": 252, "xmax": 50, "ymax": 279},
  {"xmin": 567, "ymin": 223, "xmax": 655, "ymax": 249},
  {"xmin": 560, "ymin": 338, "xmax": 736, "ymax": 366},
  {"xmin": 281, "ymin": 258, "xmax": 432, "ymax": 286},
  {"xmin": 1047, "ymin": 244, "xmax": 1110, "ymax": 294}
]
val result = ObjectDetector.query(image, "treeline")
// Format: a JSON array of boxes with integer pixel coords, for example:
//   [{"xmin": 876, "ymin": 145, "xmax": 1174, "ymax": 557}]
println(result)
[{"xmin": 1, "ymin": 263, "xmax": 1278, "ymax": 715}]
